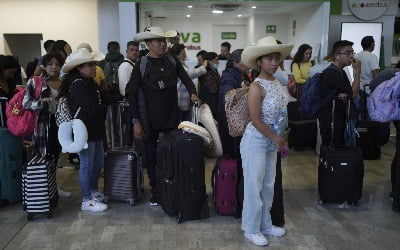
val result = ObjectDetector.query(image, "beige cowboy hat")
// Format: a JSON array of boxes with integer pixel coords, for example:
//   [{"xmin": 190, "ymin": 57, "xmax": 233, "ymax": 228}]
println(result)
[
  {"xmin": 242, "ymin": 36, "xmax": 293, "ymax": 69},
  {"xmin": 63, "ymin": 47, "xmax": 104, "ymax": 73},
  {"xmin": 134, "ymin": 26, "xmax": 178, "ymax": 42},
  {"xmin": 198, "ymin": 103, "xmax": 223, "ymax": 158},
  {"xmin": 76, "ymin": 43, "xmax": 105, "ymax": 61}
]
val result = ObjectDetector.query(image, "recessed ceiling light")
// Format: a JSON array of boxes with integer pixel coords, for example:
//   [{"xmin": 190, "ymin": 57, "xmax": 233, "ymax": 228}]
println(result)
[
  {"xmin": 188, "ymin": 6, "xmax": 192, "ymax": 8},
  {"xmin": 238, "ymin": 14, "xmax": 242, "ymax": 17},
  {"xmin": 252, "ymin": 6, "xmax": 257, "ymax": 9},
  {"xmin": 186, "ymin": 14, "xmax": 191, "ymax": 18},
  {"xmin": 212, "ymin": 10, "xmax": 224, "ymax": 14}
]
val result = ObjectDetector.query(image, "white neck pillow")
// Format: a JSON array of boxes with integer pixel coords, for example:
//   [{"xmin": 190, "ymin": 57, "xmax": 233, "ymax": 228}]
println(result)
[
  {"xmin": 198, "ymin": 103, "xmax": 223, "ymax": 158},
  {"xmin": 58, "ymin": 119, "xmax": 88, "ymax": 153}
]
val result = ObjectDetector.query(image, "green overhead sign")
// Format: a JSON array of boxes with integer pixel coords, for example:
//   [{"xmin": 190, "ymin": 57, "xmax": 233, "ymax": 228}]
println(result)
[
  {"xmin": 266, "ymin": 25, "xmax": 277, "ymax": 33},
  {"xmin": 221, "ymin": 32, "xmax": 236, "ymax": 40}
]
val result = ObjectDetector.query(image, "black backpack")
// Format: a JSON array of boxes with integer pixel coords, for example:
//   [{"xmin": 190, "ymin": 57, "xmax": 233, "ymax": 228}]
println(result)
[{"xmin": 104, "ymin": 61, "xmax": 121, "ymax": 96}]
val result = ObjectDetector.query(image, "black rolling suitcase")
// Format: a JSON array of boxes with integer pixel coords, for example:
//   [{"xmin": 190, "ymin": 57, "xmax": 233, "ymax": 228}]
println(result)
[
  {"xmin": 156, "ymin": 129, "xmax": 209, "ymax": 223},
  {"xmin": 287, "ymin": 101, "xmax": 317, "ymax": 150},
  {"xmin": 356, "ymin": 85, "xmax": 381, "ymax": 160},
  {"xmin": 318, "ymin": 100, "xmax": 364, "ymax": 205},
  {"xmin": 104, "ymin": 103, "xmax": 143, "ymax": 205}
]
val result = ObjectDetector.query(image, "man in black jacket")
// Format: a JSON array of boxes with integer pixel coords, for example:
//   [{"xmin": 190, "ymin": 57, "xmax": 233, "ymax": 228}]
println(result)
[{"xmin": 127, "ymin": 27, "xmax": 200, "ymax": 205}]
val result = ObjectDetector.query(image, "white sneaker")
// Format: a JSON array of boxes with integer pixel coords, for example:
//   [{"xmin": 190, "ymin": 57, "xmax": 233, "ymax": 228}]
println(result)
[
  {"xmin": 81, "ymin": 199, "xmax": 108, "ymax": 212},
  {"xmin": 261, "ymin": 225, "xmax": 286, "ymax": 237},
  {"xmin": 244, "ymin": 232, "xmax": 268, "ymax": 246},
  {"xmin": 91, "ymin": 192, "xmax": 109, "ymax": 203},
  {"xmin": 58, "ymin": 189, "xmax": 72, "ymax": 198}
]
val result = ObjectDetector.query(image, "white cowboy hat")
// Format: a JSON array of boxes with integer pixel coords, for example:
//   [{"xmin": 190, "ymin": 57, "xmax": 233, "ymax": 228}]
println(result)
[
  {"xmin": 242, "ymin": 36, "xmax": 293, "ymax": 69},
  {"xmin": 198, "ymin": 104, "xmax": 223, "ymax": 158},
  {"xmin": 63, "ymin": 48, "xmax": 104, "ymax": 73},
  {"xmin": 76, "ymin": 43, "xmax": 105, "ymax": 61},
  {"xmin": 134, "ymin": 26, "xmax": 177, "ymax": 42},
  {"xmin": 178, "ymin": 121, "xmax": 213, "ymax": 147}
]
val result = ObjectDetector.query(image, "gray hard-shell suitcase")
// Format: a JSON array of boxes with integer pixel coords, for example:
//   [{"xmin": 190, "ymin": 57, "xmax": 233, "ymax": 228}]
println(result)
[{"xmin": 104, "ymin": 103, "xmax": 143, "ymax": 205}]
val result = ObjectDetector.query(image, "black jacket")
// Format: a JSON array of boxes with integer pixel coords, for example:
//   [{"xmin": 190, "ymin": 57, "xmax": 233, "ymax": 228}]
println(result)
[{"xmin": 69, "ymin": 77, "xmax": 106, "ymax": 141}]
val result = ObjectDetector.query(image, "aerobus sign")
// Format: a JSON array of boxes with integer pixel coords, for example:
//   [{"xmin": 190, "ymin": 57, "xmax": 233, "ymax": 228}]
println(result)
[{"xmin": 348, "ymin": 0, "xmax": 390, "ymax": 20}]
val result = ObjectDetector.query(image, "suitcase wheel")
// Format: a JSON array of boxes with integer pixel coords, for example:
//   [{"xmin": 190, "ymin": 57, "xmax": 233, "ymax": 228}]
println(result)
[
  {"xmin": 27, "ymin": 214, "xmax": 34, "ymax": 221},
  {"xmin": 128, "ymin": 199, "xmax": 135, "ymax": 206},
  {"xmin": 318, "ymin": 199, "xmax": 325, "ymax": 205}
]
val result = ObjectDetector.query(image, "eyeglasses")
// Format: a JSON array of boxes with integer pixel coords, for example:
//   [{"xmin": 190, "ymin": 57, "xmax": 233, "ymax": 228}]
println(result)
[{"xmin": 338, "ymin": 51, "xmax": 355, "ymax": 56}]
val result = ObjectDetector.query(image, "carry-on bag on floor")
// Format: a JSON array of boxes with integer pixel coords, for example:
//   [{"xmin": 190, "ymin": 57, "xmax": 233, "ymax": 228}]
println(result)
[
  {"xmin": 104, "ymin": 103, "xmax": 143, "ymax": 205},
  {"xmin": 356, "ymin": 85, "xmax": 381, "ymax": 160},
  {"xmin": 212, "ymin": 156, "xmax": 238, "ymax": 216},
  {"xmin": 22, "ymin": 155, "xmax": 58, "ymax": 220},
  {"xmin": 287, "ymin": 101, "xmax": 317, "ymax": 150},
  {"xmin": 0, "ymin": 97, "xmax": 24, "ymax": 207},
  {"xmin": 318, "ymin": 100, "xmax": 364, "ymax": 205},
  {"xmin": 156, "ymin": 129, "xmax": 209, "ymax": 223}
]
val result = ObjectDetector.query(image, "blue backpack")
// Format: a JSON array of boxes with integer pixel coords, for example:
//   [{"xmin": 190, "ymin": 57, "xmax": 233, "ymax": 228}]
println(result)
[{"xmin": 300, "ymin": 67, "xmax": 337, "ymax": 116}]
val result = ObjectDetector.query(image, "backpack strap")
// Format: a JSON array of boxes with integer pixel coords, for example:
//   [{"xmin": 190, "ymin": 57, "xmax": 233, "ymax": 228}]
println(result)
[
  {"xmin": 140, "ymin": 55, "xmax": 148, "ymax": 79},
  {"xmin": 31, "ymin": 76, "xmax": 43, "ymax": 99},
  {"xmin": 122, "ymin": 59, "xmax": 134, "ymax": 67}
]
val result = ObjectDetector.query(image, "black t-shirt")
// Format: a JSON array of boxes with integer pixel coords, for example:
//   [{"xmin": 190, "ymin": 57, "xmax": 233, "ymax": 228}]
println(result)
[
  {"xmin": 319, "ymin": 64, "xmax": 353, "ymax": 117},
  {"xmin": 127, "ymin": 55, "xmax": 197, "ymax": 130}
]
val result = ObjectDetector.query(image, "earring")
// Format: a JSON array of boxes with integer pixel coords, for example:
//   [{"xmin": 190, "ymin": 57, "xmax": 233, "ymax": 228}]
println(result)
[{"xmin": 336, "ymin": 56, "xmax": 339, "ymax": 60}]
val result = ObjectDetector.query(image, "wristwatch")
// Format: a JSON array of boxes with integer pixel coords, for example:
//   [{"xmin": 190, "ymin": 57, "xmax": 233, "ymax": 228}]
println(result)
[{"xmin": 132, "ymin": 118, "xmax": 140, "ymax": 124}]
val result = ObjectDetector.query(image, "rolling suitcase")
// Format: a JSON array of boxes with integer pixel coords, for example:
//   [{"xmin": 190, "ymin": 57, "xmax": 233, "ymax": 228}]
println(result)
[
  {"xmin": 356, "ymin": 85, "xmax": 381, "ymax": 160},
  {"xmin": 22, "ymin": 155, "xmax": 58, "ymax": 220},
  {"xmin": 0, "ymin": 97, "xmax": 23, "ymax": 208},
  {"xmin": 156, "ymin": 129, "xmax": 209, "ymax": 223},
  {"xmin": 22, "ymin": 105, "xmax": 58, "ymax": 220},
  {"xmin": 104, "ymin": 103, "xmax": 143, "ymax": 205},
  {"xmin": 287, "ymin": 101, "xmax": 317, "ymax": 150},
  {"xmin": 318, "ymin": 100, "xmax": 364, "ymax": 205},
  {"xmin": 212, "ymin": 156, "xmax": 238, "ymax": 216}
]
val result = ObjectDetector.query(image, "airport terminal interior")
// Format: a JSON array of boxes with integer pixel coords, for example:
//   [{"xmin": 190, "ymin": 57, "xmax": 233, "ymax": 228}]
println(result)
[{"xmin": 1, "ymin": 0, "xmax": 400, "ymax": 249}]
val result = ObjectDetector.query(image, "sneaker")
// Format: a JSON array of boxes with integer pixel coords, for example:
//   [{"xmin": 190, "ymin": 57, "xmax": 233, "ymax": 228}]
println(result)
[
  {"xmin": 81, "ymin": 199, "xmax": 108, "ymax": 212},
  {"xmin": 58, "ymin": 189, "xmax": 72, "ymax": 198},
  {"xmin": 261, "ymin": 225, "xmax": 286, "ymax": 237},
  {"xmin": 91, "ymin": 192, "xmax": 109, "ymax": 203},
  {"xmin": 244, "ymin": 232, "xmax": 268, "ymax": 246},
  {"xmin": 149, "ymin": 195, "xmax": 160, "ymax": 206}
]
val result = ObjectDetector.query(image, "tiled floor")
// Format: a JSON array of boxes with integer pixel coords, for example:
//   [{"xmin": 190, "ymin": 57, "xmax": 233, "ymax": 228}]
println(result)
[{"xmin": 1, "ymin": 140, "xmax": 400, "ymax": 250}]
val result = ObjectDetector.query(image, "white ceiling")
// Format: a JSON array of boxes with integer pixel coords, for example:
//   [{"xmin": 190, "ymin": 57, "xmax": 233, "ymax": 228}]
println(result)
[{"xmin": 139, "ymin": 1, "xmax": 321, "ymax": 19}]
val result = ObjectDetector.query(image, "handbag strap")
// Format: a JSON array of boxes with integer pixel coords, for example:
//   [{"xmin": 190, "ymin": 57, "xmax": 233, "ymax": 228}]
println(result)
[{"xmin": 31, "ymin": 76, "xmax": 43, "ymax": 99}]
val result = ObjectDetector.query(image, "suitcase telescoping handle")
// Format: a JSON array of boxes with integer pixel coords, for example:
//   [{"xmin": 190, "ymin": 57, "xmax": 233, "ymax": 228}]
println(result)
[
  {"xmin": 330, "ymin": 99, "xmax": 353, "ymax": 146},
  {"xmin": 192, "ymin": 102, "xmax": 199, "ymax": 125},
  {"xmin": 108, "ymin": 102, "xmax": 124, "ymax": 149}
]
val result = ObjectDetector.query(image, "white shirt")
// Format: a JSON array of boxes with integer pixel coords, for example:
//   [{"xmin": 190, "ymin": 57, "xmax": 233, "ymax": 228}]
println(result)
[
  {"xmin": 355, "ymin": 51, "xmax": 379, "ymax": 92},
  {"xmin": 118, "ymin": 58, "xmax": 135, "ymax": 96}
]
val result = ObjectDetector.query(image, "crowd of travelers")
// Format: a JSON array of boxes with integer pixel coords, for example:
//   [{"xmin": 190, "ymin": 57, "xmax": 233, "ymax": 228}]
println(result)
[{"xmin": 1, "ymin": 27, "xmax": 400, "ymax": 247}]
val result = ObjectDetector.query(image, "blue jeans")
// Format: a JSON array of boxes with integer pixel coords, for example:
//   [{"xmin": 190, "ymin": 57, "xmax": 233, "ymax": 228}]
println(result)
[
  {"xmin": 240, "ymin": 125, "xmax": 277, "ymax": 233},
  {"xmin": 79, "ymin": 140, "xmax": 104, "ymax": 201}
]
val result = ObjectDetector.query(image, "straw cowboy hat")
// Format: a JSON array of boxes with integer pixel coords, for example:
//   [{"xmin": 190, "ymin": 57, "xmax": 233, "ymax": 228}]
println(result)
[
  {"xmin": 242, "ymin": 36, "xmax": 293, "ymax": 69},
  {"xmin": 76, "ymin": 43, "xmax": 105, "ymax": 61},
  {"xmin": 63, "ymin": 47, "xmax": 104, "ymax": 73},
  {"xmin": 198, "ymin": 103, "xmax": 223, "ymax": 158},
  {"xmin": 134, "ymin": 26, "xmax": 177, "ymax": 42}
]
